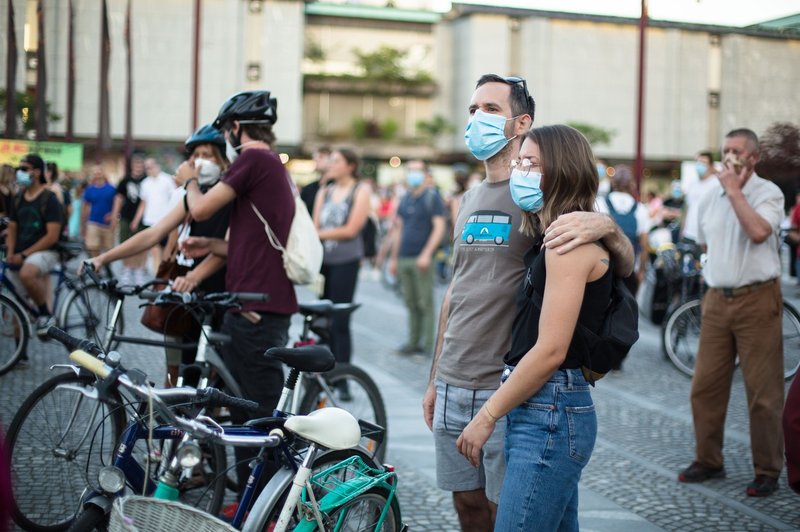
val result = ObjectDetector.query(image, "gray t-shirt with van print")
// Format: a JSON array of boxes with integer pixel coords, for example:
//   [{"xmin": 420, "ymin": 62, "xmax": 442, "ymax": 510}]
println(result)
[{"xmin": 437, "ymin": 178, "xmax": 535, "ymax": 389}]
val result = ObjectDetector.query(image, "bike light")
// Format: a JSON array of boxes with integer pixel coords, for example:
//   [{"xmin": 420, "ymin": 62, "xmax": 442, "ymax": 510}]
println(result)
[
  {"xmin": 98, "ymin": 466, "xmax": 125, "ymax": 493},
  {"xmin": 177, "ymin": 441, "xmax": 202, "ymax": 469}
]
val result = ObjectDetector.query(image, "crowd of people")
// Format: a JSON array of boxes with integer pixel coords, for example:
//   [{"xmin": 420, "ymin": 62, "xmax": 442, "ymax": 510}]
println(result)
[{"xmin": 0, "ymin": 72, "xmax": 797, "ymax": 531}]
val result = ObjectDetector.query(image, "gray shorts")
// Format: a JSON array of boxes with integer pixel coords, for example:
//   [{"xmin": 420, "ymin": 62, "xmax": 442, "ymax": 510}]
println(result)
[
  {"xmin": 5, "ymin": 250, "xmax": 59, "ymax": 298},
  {"xmin": 432, "ymin": 378, "xmax": 506, "ymax": 504}
]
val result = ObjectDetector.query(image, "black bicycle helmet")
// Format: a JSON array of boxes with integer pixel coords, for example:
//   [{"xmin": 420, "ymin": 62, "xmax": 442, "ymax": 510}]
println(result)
[
  {"xmin": 185, "ymin": 123, "xmax": 225, "ymax": 152},
  {"xmin": 212, "ymin": 91, "xmax": 278, "ymax": 130}
]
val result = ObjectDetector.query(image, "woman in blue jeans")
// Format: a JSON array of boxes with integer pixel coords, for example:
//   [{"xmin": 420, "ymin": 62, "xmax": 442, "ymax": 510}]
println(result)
[{"xmin": 458, "ymin": 125, "xmax": 612, "ymax": 531}]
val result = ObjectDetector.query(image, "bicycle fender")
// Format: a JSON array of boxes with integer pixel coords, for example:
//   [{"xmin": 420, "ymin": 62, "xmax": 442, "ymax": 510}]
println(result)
[
  {"xmin": 81, "ymin": 494, "xmax": 112, "ymax": 513},
  {"xmin": 241, "ymin": 467, "xmax": 295, "ymax": 532}
]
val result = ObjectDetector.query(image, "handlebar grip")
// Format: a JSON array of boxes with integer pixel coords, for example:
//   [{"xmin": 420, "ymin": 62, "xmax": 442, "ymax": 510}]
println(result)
[
  {"xmin": 196, "ymin": 388, "xmax": 260, "ymax": 411},
  {"xmin": 82, "ymin": 260, "xmax": 101, "ymax": 285},
  {"xmin": 46, "ymin": 326, "xmax": 103, "ymax": 356},
  {"xmin": 234, "ymin": 292, "xmax": 269, "ymax": 302},
  {"xmin": 69, "ymin": 350, "xmax": 110, "ymax": 379}
]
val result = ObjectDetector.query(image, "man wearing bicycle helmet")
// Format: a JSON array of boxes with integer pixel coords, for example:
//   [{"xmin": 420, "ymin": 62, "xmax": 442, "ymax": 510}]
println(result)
[{"xmin": 174, "ymin": 91, "xmax": 297, "ymax": 494}]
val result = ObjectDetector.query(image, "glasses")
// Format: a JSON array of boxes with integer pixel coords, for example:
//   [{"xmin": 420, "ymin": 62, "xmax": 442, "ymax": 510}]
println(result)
[
  {"xmin": 17, "ymin": 165, "xmax": 31, "ymax": 172},
  {"xmin": 510, "ymin": 158, "xmax": 541, "ymax": 177},
  {"xmin": 504, "ymin": 76, "xmax": 531, "ymax": 98}
]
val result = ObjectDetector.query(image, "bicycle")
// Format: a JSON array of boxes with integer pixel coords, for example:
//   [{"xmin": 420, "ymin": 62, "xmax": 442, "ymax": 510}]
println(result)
[
  {"xmin": 46, "ymin": 327, "xmax": 394, "ymax": 531},
  {"xmin": 292, "ymin": 300, "xmax": 388, "ymax": 462},
  {"xmin": 0, "ymin": 240, "xmax": 91, "ymax": 374},
  {"xmin": 663, "ymin": 294, "xmax": 800, "ymax": 381}
]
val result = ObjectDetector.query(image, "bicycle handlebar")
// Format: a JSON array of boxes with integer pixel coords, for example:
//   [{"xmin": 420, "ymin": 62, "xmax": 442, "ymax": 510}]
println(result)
[
  {"xmin": 47, "ymin": 326, "xmax": 104, "ymax": 356},
  {"xmin": 50, "ymin": 326, "xmax": 273, "ymax": 446}
]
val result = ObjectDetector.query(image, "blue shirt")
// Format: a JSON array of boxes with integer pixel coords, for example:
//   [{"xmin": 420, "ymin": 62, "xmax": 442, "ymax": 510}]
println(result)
[
  {"xmin": 83, "ymin": 182, "xmax": 117, "ymax": 226},
  {"xmin": 397, "ymin": 188, "xmax": 445, "ymax": 258}
]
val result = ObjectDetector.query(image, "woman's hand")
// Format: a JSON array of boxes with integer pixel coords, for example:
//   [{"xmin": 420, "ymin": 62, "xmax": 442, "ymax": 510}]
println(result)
[
  {"xmin": 456, "ymin": 408, "xmax": 497, "ymax": 468},
  {"xmin": 180, "ymin": 236, "xmax": 211, "ymax": 258},
  {"xmin": 78, "ymin": 257, "xmax": 104, "ymax": 276},
  {"xmin": 172, "ymin": 272, "xmax": 199, "ymax": 293},
  {"xmin": 174, "ymin": 161, "xmax": 199, "ymax": 187}
]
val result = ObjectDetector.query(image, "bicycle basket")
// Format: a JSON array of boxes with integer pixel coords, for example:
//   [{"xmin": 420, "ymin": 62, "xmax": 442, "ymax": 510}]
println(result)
[
  {"xmin": 300, "ymin": 455, "xmax": 396, "ymax": 515},
  {"xmin": 109, "ymin": 496, "xmax": 237, "ymax": 532}
]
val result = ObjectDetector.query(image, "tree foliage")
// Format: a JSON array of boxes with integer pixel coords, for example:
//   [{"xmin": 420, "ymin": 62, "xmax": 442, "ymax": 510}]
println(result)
[
  {"xmin": 0, "ymin": 89, "xmax": 62, "ymax": 136},
  {"xmin": 566, "ymin": 121, "xmax": 615, "ymax": 147}
]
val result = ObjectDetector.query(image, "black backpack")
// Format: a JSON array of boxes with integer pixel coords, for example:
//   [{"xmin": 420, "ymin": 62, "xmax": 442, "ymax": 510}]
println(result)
[{"xmin": 529, "ymin": 258, "xmax": 639, "ymax": 384}]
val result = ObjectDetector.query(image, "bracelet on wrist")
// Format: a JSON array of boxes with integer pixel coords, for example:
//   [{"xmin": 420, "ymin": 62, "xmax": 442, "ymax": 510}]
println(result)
[
  {"xmin": 183, "ymin": 177, "xmax": 199, "ymax": 190},
  {"xmin": 483, "ymin": 403, "xmax": 500, "ymax": 422}
]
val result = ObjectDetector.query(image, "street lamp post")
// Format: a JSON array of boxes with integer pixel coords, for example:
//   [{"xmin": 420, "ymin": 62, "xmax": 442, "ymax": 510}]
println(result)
[{"xmin": 634, "ymin": 0, "xmax": 648, "ymax": 194}]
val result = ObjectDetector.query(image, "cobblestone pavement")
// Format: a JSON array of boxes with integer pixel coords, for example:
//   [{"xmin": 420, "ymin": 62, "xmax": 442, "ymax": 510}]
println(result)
[{"xmin": 1, "ymin": 273, "xmax": 799, "ymax": 531}]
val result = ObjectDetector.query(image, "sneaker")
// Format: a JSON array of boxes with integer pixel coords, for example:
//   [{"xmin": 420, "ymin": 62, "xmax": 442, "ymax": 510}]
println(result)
[
  {"xmin": 118, "ymin": 267, "xmax": 133, "ymax": 286},
  {"xmin": 134, "ymin": 268, "xmax": 149, "ymax": 287},
  {"xmin": 35, "ymin": 315, "xmax": 56, "ymax": 338},
  {"xmin": 678, "ymin": 462, "xmax": 726, "ymax": 483},
  {"xmin": 746, "ymin": 475, "xmax": 778, "ymax": 497},
  {"xmin": 395, "ymin": 344, "xmax": 422, "ymax": 355}
]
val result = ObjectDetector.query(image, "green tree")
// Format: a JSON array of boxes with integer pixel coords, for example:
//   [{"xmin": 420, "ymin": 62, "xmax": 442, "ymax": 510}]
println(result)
[
  {"xmin": 416, "ymin": 115, "xmax": 453, "ymax": 139},
  {"xmin": 566, "ymin": 121, "xmax": 615, "ymax": 147},
  {"xmin": 353, "ymin": 46, "xmax": 406, "ymax": 80}
]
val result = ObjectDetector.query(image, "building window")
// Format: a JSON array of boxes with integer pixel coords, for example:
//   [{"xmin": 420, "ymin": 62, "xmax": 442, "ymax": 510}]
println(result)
[
  {"xmin": 708, "ymin": 92, "xmax": 720, "ymax": 108},
  {"xmin": 247, "ymin": 63, "xmax": 261, "ymax": 81}
]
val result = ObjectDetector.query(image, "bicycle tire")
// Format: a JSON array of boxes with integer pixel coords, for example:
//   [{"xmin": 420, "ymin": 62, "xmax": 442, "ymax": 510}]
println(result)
[
  {"xmin": 7, "ymin": 372, "xmax": 126, "ymax": 532},
  {"xmin": 662, "ymin": 298, "xmax": 702, "ymax": 377},
  {"xmin": 321, "ymin": 486, "xmax": 402, "ymax": 532},
  {"xmin": 250, "ymin": 447, "xmax": 383, "ymax": 531},
  {"xmin": 58, "ymin": 284, "xmax": 122, "ymax": 350},
  {"xmin": 65, "ymin": 503, "xmax": 107, "ymax": 532},
  {"xmin": 299, "ymin": 363, "xmax": 388, "ymax": 462},
  {"xmin": 782, "ymin": 301, "xmax": 800, "ymax": 381},
  {"xmin": 0, "ymin": 292, "xmax": 28, "ymax": 375}
]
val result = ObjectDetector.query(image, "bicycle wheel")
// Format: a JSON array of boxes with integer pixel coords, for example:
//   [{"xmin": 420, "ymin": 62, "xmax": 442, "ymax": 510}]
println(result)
[
  {"xmin": 782, "ymin": 301, "xmax": 800, "ymax": 381},
  {"xmin": 299, "ymin": 364, "xmax": 388, "ymax": 462},
  {"xmin": 6, "ymin": 372, "xmax": 126, "ymax": 532},
  {"xmin": 0, "ymin": 293, "xmax": 29, "ymax": 375},
  {"xmin": 324, "ymin": 487, "xmax": 401, "ymax": 532},
  {"xmin": 662, "ymin": 298, "xmax": 703, "ymax": 377},
  {"xmin": 251, "ymin": 448, "xmax": 383, "ymax": 531},
  {"xmin": 58, "ymin": 284, "xmax": 122, "ymax": 349}
]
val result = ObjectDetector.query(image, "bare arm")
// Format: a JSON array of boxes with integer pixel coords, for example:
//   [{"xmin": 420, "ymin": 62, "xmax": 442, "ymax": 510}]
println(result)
[
  {"xmin": 131, "ymin": 200, "xmax": 145, "ymax": 231},
  {"xmin": 543, "ymin": 211, "xmax": 634, "ymax": 276},
  {"xmin": 416, "ymin": 215, "xmax": 445, "ymax": 271},
  {"xmin": 178, "ymin": 161, "xmax": 236, "ymax": 222},
  {"xmin": 422, "ymin": 283, "xmax": 452, "ymax": 430},
  {"xmin": 90, "ymin": 202, "xmax": 186, "ymax": 271}
]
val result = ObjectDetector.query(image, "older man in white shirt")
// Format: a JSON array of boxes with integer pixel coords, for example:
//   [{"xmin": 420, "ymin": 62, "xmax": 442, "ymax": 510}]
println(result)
[{"xmin": 678, "ymin": 128, "xmax": 785, "ymax": 498}]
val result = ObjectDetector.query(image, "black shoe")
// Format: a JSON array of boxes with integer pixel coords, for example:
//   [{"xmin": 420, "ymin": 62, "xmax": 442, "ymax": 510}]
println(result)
[
  {"xmin": 746, "ymin": 475, "xmax": 778, "ymax": 497},
  {"xmin": 678, "ymin": 462, "xmax": 726, "ymax": 483}
]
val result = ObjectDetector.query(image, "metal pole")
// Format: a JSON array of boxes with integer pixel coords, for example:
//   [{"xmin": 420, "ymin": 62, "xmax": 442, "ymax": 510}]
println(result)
[
  {"xmin": 191, "ymin": 0, "xmax": 201, "ymax": 131},
  {"xmin": 634, "ymin": 0, "xmax": 647, "ymax": 195}
]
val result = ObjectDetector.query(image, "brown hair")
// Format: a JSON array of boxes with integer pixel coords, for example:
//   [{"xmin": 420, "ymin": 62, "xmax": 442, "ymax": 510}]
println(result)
[
  {"xmin": 334, "ymin": 147, "xmax": 360, "ymax": 178},
  {"xmin": 520, "ymin": 125, "xmax": 598, "ymax": 236}
]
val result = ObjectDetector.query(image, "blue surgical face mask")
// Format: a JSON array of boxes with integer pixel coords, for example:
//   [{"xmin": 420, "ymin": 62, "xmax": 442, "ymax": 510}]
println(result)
[
  {"xmin": 464, "ymin": 110, "xmax": 517, "ymax": 161},
  {"xmin": 597, "ymin": 163, "xmax": 607, "ymax": 178},
  {"xmin": 406, "ymin": 170, "xmax": 424, "ymax": 188},
  {"xmin": 510, "ymin": 169, "xmax": 544, "ymax": 212},
  {"xmin": 695, "ymin": 162, "xmax": 708, "ymax": 177},
  {"xmin": 15, "ymin": 170, "xmax": 31, "ymax": 187}
]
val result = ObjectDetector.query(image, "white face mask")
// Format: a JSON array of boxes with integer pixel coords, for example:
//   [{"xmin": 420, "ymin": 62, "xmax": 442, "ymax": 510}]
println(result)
[
  {"xmin": 225, "ymin": 138, "xmax": 239, "ymax": 163},
  {"xmin": 194, "ymin": 158, "xmax": 221, "ymax": 185}
]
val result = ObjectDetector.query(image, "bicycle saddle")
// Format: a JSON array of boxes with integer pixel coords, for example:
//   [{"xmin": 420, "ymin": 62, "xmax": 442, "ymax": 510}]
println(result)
[
  {"xmin": 299, "ymin": 300, "xmax": 335, "ymax": 316},
  {"xmin": 265, "ymin": 345, "xmax": 335, "ymax": 372},
  {"xmin": 284, "ymin": 407, "xmax": 361, "ymax": 450}
]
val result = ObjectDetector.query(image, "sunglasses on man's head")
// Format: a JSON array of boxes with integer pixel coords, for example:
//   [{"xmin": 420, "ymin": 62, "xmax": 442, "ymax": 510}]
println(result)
[{"xmin": 503, "ymin": 76, "xmax": 530, "ymax": 97}]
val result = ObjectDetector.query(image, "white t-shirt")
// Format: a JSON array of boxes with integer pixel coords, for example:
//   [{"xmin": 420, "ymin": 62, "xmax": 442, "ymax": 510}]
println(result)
[
  {"xmin": 595, "ymin": 192, "xmax": 651, "ymax": 236},
  {"xmin": 682, "ymin": 176, "xmax": 721, "ymax": 242},
  {"xmin": 140, "ymin": 172, "xmax": 176, "ymax": 226}
]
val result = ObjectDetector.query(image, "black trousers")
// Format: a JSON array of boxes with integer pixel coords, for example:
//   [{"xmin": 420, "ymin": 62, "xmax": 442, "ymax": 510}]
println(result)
[
  {"xmin": 220, "ymin": 311, "xmax": 290, "ymax": 494},
  {"xmin": 321, "ymin": 259, "xmax": 360, "ymax": 365}
]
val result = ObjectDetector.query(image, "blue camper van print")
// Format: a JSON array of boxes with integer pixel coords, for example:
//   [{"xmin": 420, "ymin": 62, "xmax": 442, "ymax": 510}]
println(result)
[{"xmin": 461, "ymin": 210, "xmax": 512, "ymax": 246}]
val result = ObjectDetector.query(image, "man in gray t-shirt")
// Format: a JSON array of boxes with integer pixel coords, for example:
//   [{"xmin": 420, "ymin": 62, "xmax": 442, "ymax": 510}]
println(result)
[{"xmin": 422, "ymin": 74, "xmax": 635, "ymax": 530}]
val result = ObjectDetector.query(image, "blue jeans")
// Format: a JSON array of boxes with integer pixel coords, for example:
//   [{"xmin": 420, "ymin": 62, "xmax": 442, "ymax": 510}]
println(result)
[{"xmin": 495, "ymin": 367, "xmax": 597, "ymax": 532}]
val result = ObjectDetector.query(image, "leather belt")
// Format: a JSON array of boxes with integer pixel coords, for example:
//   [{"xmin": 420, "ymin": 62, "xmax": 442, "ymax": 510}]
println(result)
[{"xmin": 711, "ymin": 278, "xmax": 777, "ymax": 298}]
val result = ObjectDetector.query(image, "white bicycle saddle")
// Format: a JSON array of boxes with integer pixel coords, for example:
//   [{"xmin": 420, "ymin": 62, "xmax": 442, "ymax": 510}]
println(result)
[{"xmin": 284, "ymin": 407, "xmax": 361, "ymax": 450}]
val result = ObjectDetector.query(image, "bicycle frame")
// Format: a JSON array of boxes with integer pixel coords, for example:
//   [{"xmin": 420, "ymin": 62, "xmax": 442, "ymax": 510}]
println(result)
[{"xmin": 0, "ymin": 259, "xmax": 73, "ymax": 319}]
